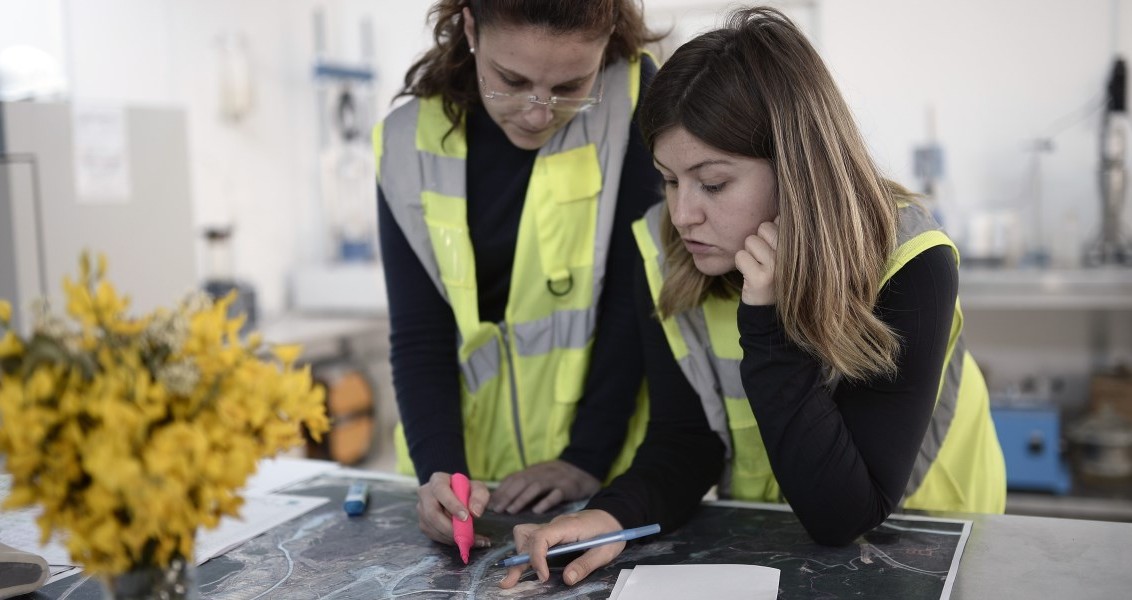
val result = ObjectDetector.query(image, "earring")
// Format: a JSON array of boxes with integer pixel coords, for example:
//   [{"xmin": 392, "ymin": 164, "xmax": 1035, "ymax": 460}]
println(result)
[{"xmin": 469, "ymin": 46, "xmax": 476, "ymax": 54}]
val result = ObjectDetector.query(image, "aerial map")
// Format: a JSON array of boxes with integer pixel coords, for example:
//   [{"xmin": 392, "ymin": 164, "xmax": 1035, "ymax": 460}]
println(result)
[{"xmin": 34, "ymin": 473, "xmax": 969, "ymax": 599}]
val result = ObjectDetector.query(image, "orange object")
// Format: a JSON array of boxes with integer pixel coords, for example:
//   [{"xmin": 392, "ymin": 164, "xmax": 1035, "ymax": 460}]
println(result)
[{"xmin": 305, "ymin": 367, "xmax": 374, "ymax": 465}]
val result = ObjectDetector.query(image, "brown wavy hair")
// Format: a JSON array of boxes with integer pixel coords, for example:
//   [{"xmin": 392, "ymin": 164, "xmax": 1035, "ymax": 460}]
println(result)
[
  {"xmin": 400, "ymin": 0, "xmax": 663, "ymax": 128},
  {"xmin": 638, "ymin": 6, "xmax": 914, "ymax": 382}
]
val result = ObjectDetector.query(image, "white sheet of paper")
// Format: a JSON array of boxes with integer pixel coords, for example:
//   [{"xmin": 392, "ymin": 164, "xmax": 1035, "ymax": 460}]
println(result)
[
  {"xmin": 194, "ymin": 493, "xmax": 328, "ymax": 564},
  {"xmin": 0, "ymin": 475, "xmax": 75, "ymax": 567},
  {"xmin": 242, "ymin": 457, "xmax": 339, "ymax": 496},
  {"xmin": 607, "ymin": 568, "xmax": 633, "ymax": 599},
  {"xmin": 3, "ymin": 474, "xmax": 330, "ymax": 569},
  {"xmin": 47, "ymin": 566, "xmax": 82, "ymax": 585},
  {"xmin": 617, "ymin": 564, "xmax": 780, "ymax": 600}
]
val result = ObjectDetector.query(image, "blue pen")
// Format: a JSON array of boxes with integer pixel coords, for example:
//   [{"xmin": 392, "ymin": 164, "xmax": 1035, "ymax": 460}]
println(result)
[
  {"xmin": 344, "ymin": 481, "xmax": 368, "ymax": 516},
  {"xmin": 492, "ymin": 523, "xmax": 661, "ymax": 568}
]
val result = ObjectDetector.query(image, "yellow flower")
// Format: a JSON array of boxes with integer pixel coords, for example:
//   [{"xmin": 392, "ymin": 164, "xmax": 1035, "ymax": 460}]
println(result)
[
  {"xmin": 0, "ymin": 299, "xmax": 11, "ymax": 324},
  {"xmin": 62, "ymin": 277, "xmax": 96, "ymax": 326},
  {"xmin": 0, "ymin": 253, "xmax": 330, "ymax": 576},
  {"xmin": 26, "ymin": 368, "xmax": 57, "ymax": 402},
  {"xmin": 272, "ymin": 344, "xmax": 303, "ymax": 367},
  {"xmin": 0, "ymin": 331, "xmax": 22, "ymax": 357}
]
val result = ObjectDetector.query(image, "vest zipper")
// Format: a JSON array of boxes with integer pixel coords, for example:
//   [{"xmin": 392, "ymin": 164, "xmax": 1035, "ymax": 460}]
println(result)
[{"xmin": 500, "ymin": 324, "xmax": 528, "ymax": 468}]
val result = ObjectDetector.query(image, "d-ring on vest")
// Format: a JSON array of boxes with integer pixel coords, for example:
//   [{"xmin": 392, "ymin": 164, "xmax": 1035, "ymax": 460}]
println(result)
[
  {"xmin": 374, "ymin": 57, "xmax": 649, "ymax": 482},
  {"xmin": 631, "ymin": 203, "xmax": 1005, "ymax": 513}
]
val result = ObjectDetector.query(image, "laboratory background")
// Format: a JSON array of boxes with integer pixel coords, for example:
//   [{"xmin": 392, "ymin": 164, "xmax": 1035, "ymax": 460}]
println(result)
[{"xmin": 2, "ymin": 0, "xmax": 1132, "ymax": 523}]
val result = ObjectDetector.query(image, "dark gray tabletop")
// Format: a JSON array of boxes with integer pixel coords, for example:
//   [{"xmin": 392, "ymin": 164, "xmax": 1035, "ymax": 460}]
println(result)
[{"xmin": 27, "ymin": 473, "xmax": 1132, "ymax": 599}]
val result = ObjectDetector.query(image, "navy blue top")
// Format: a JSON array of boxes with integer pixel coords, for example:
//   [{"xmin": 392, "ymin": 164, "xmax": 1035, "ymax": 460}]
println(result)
[
  {"xmin": 588, "ymin": 244, "xmax": 958, "ymax": 545},
  {"xmin": 378, "ymin": 57, "xmax": 661, "ymax": 484}
]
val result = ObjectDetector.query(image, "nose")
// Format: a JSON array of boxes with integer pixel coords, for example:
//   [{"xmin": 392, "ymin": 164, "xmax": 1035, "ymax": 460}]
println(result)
[
  {"xmin": 667, "ymin": 186, "xmax": 703, "ymax": 229},
  {"xmin": 519, "ymin": 104, "xmax": 555, "ymax": 129}
]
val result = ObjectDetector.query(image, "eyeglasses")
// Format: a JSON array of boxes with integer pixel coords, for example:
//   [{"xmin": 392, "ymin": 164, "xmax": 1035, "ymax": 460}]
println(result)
[{"xmin": 479, "ymin": 62, "xmax": 605, "ymax": 115}]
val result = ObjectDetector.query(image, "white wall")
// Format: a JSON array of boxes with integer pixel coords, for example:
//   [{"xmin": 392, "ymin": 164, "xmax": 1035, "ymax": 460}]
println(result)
[
  {"xmin": 61, "ymin": 0, "xmax": 426, "ymax": 317},
  {"xmin": 821, "ymin": 0, "xmax": 1132, "ymax": 260},
  {"xmin": 0, "ymin": 0, "xmax": 67, "ymax": 81},
  {"xmin": 1, "ymin": 0, "xmax": 430, "ymax": 317}
]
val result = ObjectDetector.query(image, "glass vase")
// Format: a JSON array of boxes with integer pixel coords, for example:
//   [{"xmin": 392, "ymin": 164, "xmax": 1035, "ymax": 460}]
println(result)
[{"xmin": 99, "ymin": 557, "xmax": 199, "ymax": 600}]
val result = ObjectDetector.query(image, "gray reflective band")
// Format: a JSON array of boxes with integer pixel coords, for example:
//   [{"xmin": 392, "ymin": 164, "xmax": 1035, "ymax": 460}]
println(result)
[
  {"xmin": 641, "ymin": 205, "xmax": 735, "ymax": 462},
  {"xmin": 904, "ymin": 336, "xmax": 965, "ymax": 495},
  {"xmin": 896, "ymin": 203, "xmax": 942, "ymax": 245},
  {"xmin": 421, "ymin": 153, "xmax": 466, "ymax": 199},
  {"xmin": 675, "ymin": 343, "xmax": 732, "ymax": 448},
  {"xmin": 460, "ymin": 335, "xmax": 500, "ymax": 395},
  {"xmin": 538, "ymin": 60, "xmax": 634, "ymax": 307},
  {"xmin": 895, "ymin": 202, "xmax": 964, "ymax": 497},
  {"xmin": 717, "ymin": 358, "xmax": 745, "ymax": 399},
  {"xmin": 511, "ymin": 307, "xmax": 596, "ymax": 355},
  {"xmin": 379, "ymin": 100, "xmax": 450, "ymax": 301},
  {"xmin": 457, "ymin": 307, "xmax": 598, "ymax": 393}
]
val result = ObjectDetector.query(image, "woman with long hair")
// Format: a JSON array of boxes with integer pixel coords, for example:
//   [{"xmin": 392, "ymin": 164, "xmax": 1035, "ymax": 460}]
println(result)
[
  {"xmin": 502, "ymin": 6, "xmax": 1005, "ymax": 588},
  {"xmin": 374, "ymin": 0, "xmax": 664, "ymax": 548}
]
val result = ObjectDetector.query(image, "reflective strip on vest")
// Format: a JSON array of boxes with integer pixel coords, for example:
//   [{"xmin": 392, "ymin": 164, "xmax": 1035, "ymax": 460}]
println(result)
[
  {"xmin": 511, "ymin": 308, "xmax": 596, "ymax": 355},
  {"xmin": 377, "ymin": 57, "xmax": 641, "ymax": 477},
  {"xmin": 375, "ymin": 99, "xmax": 450, "ymax": 301},
  {"xmin": 634, "ymin": 202, "xmax": 965, "ymax": 502},
  {"xmin": 461, "ymin": 334, "xmax": 500, "ymax": 394},
  {"xmin": 884, "ymin": 203, "xmax": 965, "ymax": 496},
  {"xmin": 906, "ymin": 333, "xmax": 964, "ymax": 493},
  {"xmin": 633, "ymin": 215, "xmax": 735, "ymax": 463}
]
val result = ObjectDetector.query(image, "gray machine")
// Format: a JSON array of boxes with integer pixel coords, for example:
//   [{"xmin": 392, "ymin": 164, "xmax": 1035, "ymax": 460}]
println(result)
[
  {"xmin": 1087, "ymin": 57, "xmax": 1132, "ymax": 266},
  {"xmin": 0, "ymin": 102, "xmax": 197, "ymax": 333}
]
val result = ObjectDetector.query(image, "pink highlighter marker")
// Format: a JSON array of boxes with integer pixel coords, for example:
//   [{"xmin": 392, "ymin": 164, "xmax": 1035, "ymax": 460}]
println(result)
[{"xmin": 450, "ymin": 473, "xmax": 474, "ymax": 564}]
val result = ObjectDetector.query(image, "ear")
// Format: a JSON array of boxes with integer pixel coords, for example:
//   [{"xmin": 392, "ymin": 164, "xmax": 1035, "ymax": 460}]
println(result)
[{"xmin": 462, "ymin": 6, "xmax": 476, "ymax": 52}]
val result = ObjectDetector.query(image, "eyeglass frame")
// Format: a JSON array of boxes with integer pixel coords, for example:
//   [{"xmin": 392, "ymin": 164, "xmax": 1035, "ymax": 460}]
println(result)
[{"xmin": 477, "ymin": 59, "xmax": 606, "ymax": 114}]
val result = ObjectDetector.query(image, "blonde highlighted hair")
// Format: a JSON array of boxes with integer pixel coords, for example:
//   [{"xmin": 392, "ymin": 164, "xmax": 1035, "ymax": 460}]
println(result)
[{"xmin": 638, "ymin": 6, "xmax": 919, "ymax": 381}]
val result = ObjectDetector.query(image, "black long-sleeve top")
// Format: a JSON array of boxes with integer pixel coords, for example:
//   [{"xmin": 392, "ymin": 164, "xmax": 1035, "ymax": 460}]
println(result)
[
  {"xmin": 588, "ymin": 244, "xmax": 958, "ymax": 545},
  {"xmin": 378, "ymin": 58, "xmax": 661, "ymax": 484}
]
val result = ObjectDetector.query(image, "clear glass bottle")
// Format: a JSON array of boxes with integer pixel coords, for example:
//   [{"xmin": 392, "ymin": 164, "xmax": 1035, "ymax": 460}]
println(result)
[{"xmin": 100, "ymin": 557, "xmax": 198, "ymax": 600}]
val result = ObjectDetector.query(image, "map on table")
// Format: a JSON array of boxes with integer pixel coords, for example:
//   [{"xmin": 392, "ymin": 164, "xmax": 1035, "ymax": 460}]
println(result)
[{"xmin": 34, "ymin": 473, "xmax": 970, "ymax": 599}]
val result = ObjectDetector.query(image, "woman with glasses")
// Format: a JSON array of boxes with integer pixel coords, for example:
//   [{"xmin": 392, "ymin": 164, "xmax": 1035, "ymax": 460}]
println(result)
[
  {"xmin": 373, "ymin": 0, "xmax": 664, "ymax": 549},
  {"xmin": 501, "ymin": 6, "xmax": 1006, "ymax": 588}
]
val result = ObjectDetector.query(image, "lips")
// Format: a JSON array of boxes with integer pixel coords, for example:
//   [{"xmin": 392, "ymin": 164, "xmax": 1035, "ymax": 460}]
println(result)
[
  {"xmin": 515, "ymin": 125, "xmax": 550, "ymax": 137},
  {"xmin": 682, "ymin": 238, "xmax": 714, "ymax": 254}
]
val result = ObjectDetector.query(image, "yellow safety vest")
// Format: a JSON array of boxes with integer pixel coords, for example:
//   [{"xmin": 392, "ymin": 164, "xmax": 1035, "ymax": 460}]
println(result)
[
  {"xmin": 373, "ymin": 57, "xmax": 649, "ymax": 482},
  {"xmin": 632, "ymin": 203, "xmax": 1006, "ymax": 512}
]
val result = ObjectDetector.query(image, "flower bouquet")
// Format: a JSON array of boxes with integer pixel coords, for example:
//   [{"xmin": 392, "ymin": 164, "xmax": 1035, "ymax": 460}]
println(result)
[{"xmin": 0, "ymin": 254, "xmax": 330, "ymax": 598}]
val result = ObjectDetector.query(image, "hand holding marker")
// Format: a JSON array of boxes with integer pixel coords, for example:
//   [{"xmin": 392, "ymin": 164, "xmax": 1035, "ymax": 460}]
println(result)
[
  {"xmin": 493, "ymin": 523, "xmax": 661, "ymax": 568},
  {"xmin": 450, "ymin": 473, "xmax": 474, "ymax": 564}
]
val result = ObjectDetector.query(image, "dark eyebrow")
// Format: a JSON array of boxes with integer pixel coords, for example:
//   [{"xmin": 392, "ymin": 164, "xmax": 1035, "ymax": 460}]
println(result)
[
  {"xmin": 687, "ymin": 159, "xmax": 733, "ymax": 172},
  {"xmin": 490, "ymin": 60, "xmax": 594, "ymax": 87},
  {"xmin": 654, "ymin": 157, "xmax": 732, "ymax": 174}
]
